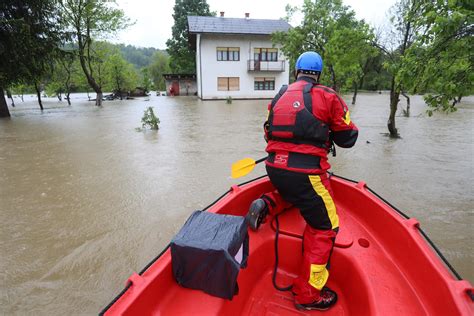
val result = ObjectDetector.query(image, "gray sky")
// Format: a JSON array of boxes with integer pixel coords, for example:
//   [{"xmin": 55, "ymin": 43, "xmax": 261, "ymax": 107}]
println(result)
[{"xmin": 113, "ymin": 0, "xmax": 396, "ymax": 49}]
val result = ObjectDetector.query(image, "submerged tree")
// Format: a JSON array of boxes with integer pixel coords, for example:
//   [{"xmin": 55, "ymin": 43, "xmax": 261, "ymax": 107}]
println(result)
[
  {"xmin": 141, "ymin": 106, "xmax": 160, "ymax": 130},
  {"xmin": 104, "ymin": 52, "xmax": 138, "ymax": 98},
  {"xmin": 6, "ymin": 89, "xmax": 14, "ymax": 107},
  {"xmin": 167, "ymin": 0, "xmax": 214, "ymax": 73},
  {"xmin": 375, "ymin": 0, "xmax": 472, "ymax": 136},
  {"xmin": 0, "ymin": 0, "xmax": 64, "ymax": 116},
  {"xmin": 59, "ymin": 51, "xmax": 81, "ymax": 105},
  {"xmin": 10, "ymin": 83, "xmax": 30, "ymax": 102},
  {"xmin": 45, "ymin": 51, "xmax": 78, "ymax": 104},
  {"xmin": 59, "ymin": 0, "xmax": 130, "ymax": 106},
  {"xmin": 374, "ymin": 0, "xmax": 422, "ymax": 137}
]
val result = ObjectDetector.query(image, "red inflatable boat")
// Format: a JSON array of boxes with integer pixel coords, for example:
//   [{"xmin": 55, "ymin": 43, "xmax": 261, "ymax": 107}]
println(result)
[{"xmin": 100, "ymin": 175, "xmax": 473, "ymax": 315}]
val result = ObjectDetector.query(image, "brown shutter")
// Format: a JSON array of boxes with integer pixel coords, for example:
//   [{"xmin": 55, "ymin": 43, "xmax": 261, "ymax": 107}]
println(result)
[
  {"xmin": 229, "ymin": 77, "xmax": 240, "ymax": 91},
  {"xmin": 218, "ymin": 77, "xmax": 228, "ymax": 91}
]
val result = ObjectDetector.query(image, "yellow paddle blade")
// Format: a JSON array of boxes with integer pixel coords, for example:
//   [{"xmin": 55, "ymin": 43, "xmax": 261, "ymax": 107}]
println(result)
[{"xmin": 231, "ymin": 157, "xmax": 256, "ymax": 179}]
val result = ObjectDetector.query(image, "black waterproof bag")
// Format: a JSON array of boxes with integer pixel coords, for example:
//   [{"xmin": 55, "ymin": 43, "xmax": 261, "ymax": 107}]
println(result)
[{"xmin": 171, "ymin": 210, "xmax": 249, "ymax": 300}]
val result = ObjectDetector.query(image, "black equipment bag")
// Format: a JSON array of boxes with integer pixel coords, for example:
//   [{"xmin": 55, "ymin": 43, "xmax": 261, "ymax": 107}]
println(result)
[{"xmin": 171, "ymin": 210, "xmax": 249, "ymax": 300}]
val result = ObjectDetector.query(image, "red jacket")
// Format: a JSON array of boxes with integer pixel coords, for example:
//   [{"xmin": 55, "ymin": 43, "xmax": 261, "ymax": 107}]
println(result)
[{"xmin": 265, "ymin": 76, "xmax": 358, "ymax": 174}]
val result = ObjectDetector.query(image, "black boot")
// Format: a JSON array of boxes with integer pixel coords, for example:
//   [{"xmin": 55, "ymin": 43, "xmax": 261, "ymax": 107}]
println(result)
[
  {"xmin": 246, "ymin": 199, "xmax": 268, "ymax": 231},
  {"xmin": 294, "ymin": 287, "xmax": 338, "ymax": 311}
]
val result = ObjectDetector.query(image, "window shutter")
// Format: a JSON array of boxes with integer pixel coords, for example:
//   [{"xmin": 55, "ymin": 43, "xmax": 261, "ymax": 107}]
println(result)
[
  {"xmin": 229, "ymin": 77, "xmax": 240, "ymax": 91},
  {"xmin": 218, "ymin": 77, "xmax": 228, "ymax": 91}
]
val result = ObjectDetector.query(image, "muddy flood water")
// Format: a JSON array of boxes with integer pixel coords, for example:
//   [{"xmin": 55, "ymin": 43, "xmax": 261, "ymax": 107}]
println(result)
[{"xmin": 1, "ymin": 92, "xmax": 473, "ymax": 315}]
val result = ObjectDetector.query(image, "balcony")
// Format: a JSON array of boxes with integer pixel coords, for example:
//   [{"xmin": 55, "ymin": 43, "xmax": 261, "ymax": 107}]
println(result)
[{"xmin": 247, "ymin": 60, "xmax": 285, "ymax": 72}]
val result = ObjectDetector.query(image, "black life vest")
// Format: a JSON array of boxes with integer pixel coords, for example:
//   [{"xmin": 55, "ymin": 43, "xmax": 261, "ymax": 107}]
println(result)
[{"xmin": 267, "ymin": 81, "xmax": 329, "ymax": 148}]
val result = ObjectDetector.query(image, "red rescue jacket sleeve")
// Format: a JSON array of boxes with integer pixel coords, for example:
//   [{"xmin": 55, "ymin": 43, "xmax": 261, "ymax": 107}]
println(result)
[{"xmin": 328, "ymin": 93, "xmax": 358, "ymax": 148}]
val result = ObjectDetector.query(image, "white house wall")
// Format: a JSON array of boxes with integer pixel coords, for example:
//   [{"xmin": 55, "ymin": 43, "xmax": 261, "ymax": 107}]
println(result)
[
  {"xmin": 196, "ymin": 34, "xmax": 202, "ymax": 98},
  {"xmin": 196, "ymin": 34, "xmax": 290, "ymax": 100}
]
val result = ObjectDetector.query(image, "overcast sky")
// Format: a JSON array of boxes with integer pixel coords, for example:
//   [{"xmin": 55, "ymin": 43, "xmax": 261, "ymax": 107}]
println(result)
[{"xmin": 112, "ymin": 0, "xmax": 396, "ymax": 49}]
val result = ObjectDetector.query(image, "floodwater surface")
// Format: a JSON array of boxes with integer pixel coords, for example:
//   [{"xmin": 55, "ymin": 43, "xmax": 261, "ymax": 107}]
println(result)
[{"xmin": 0, "ymin": 92, "xmax": 472, "ymax": 315}]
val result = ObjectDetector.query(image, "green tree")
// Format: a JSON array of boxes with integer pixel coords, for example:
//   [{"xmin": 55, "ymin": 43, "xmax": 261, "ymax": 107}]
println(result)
[
  {"xmin": 400, "ymin": 0, "xmax": 473, "ymax": 115},
  {"xmin": 149, "ymin": 51, "xmax": 170, "ymax": 91},
  {"xmin": 141, "ymin": 106, "xmax": 160, "ymax": 130},
  {"xmin": 59, "ymin": 0, "xmax": 129, "ymax": 106},
  {"xmin": 359, "ymin": 52, "xmax": 392, "ymax": 92},
  {"xmin": 73, "ymin": 58, "xmax": 94, "ymax": 98},
  {"xmin": 60, "ymin": 52, "xmax": 81, "ymax": 105},
  {"xmin": 273, "ymin": 0, "xmax": 375, "ymax": 93},
  {"xmin": 0, "ymin": 0, "xmax": 64, "ymax": 116},
  {"xmin": 44, "ymin": 52, "xmax": 69, "ymax": 102},
  {"xmin": 104, "ymin": 53, "xmax": 138, "ymax": 98},
  {"xmin": 45, "ymin": 69, "xmax": 66, "ymax": 101},
  {"xmin": 45, "ymin": 51, "xmax": 82, "ymax": 105},
  {"xmin": 86, "ymin": 41, "xmax": 111, "ymax": 95},
  {"xmin": 140, "ymin": 68, "xmax": 152, "ymax": 92},
  {"xmin": 166, "ymin": 0, "xmax": 214, "ymax": 73},
  {"xmin": 10, "ymin": 83, "xmax": 31, "ymax": 102},
  {"xmin": 326, "ymin": 23, "xmax": 378, "ymax": 103}
]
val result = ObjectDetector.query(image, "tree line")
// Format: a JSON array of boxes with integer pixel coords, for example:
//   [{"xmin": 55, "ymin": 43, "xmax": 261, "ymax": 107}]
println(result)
[
  {"xmin": 6, "ymin": 42, "xmax": 170, "ymax": 105},
  {"xmin": 272, "ymin": 0, "xmax": 473, "ymax": 137},
  {"xmin": 2, "ymin": 0, "xmax": 472, "ymax": 137},
  {"xmin": 0, "ymin": 0, "xmax": 171, "ymax": 117}
]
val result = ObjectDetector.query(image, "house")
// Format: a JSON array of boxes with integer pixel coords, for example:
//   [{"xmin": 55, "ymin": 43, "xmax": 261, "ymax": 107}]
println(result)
[{"xmin": 187, "ymin": 13, "xmax": 291, "ymax": 100}]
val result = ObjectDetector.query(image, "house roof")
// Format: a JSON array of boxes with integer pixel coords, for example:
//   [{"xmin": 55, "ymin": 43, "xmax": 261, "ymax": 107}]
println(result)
[{"xmin": 187, "ymin": 16, "xmax": 291, "ymax": 35}]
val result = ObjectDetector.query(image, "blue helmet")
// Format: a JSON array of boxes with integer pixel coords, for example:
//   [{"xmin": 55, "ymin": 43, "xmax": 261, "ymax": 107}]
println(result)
[{"xmin": 295, "ymin": 51, "xmax": 323, "ymax": 74}]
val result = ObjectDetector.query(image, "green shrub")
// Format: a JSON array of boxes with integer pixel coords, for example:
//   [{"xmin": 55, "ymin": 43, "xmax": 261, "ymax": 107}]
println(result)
[{"xmin": 141, "ymin": 106, "xmax": 160, "ymax": 130}]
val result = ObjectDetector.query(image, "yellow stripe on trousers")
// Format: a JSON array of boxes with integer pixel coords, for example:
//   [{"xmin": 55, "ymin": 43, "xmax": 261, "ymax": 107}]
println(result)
[{"xmin": 308, "ymin": 175, "xmax": 339, "ymax": 229}]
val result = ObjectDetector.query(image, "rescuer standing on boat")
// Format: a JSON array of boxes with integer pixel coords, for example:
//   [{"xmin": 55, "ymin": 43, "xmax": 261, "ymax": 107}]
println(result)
[{"xmin": 247, "ymin": 51, "xmax": 358, "ymax": 311}]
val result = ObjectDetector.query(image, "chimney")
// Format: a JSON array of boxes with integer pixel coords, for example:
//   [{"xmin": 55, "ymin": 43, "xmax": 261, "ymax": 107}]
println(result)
[
  {"xmin": 245, "ymin": 13, "xmax": 250, "ymax": 19},
  {"xmin": 220, "ymin": 11, "xmax": 225, "ymax": 17}
]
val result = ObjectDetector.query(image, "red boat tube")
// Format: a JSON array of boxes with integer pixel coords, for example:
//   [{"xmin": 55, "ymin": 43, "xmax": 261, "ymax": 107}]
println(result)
[{"xmin": 100, "ymin": 175, "xmax": 473, "ymax": 315}]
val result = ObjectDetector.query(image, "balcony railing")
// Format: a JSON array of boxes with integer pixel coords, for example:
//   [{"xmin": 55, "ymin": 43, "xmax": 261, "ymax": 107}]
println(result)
[{"xmin": 247, "ymin": 60, "xmax": 285, "ymax": 72}]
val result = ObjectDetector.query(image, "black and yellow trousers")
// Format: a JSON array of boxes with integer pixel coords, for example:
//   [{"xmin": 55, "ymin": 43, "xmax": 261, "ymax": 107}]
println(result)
[{"xmin": 263, "ymin": 165, "xmax": 339, "ymax": 304}]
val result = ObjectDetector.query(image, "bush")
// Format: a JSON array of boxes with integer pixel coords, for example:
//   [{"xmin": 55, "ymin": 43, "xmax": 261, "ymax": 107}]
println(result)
[{"xmin": 141, "ymin": 106, "xmax": 160, "ymax": 130}]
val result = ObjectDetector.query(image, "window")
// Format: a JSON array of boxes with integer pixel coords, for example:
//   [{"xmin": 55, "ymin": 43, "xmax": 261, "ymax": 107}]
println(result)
[
  {"xmin": 254, "ymin": 48, "xmax": 278, "ymax": 61},
  {"xmin": 218, "ymin": 77, "xmax": 240, "ymax": 91},
  {"xmin": 254, "ymin": 77, "xmax": 275, "ymax": 90},
  {"xmin": 217, "ymin": 47, "xmax": 240, "ymax": 61}
]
